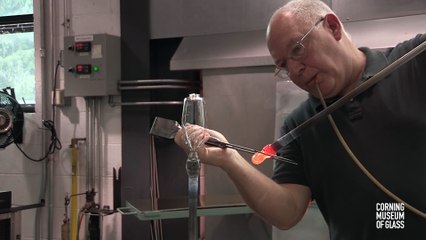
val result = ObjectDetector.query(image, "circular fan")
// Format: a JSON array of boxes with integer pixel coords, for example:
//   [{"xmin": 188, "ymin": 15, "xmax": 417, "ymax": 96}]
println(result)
[{"xmin": 0, "ymin": 90, "xmax": 24, "ymax": 148}]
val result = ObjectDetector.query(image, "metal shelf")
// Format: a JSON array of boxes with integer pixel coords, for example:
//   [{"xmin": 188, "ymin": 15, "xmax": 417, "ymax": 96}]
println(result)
[
  {"xmin": 113, "ymin": 79, "xmax": 201, "ymax": 106},
  {"xmin": 119, "ymin": 79, "xmax": 200, "ymax": 90},
  {"xmin": 117, "ymin": 195, "xmax": 252, "ymax": 221}
]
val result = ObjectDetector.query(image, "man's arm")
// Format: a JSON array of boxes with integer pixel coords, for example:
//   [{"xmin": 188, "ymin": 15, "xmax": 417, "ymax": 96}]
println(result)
[
  {"xmin": 175, "ymin": 125, "xmax": 312, "ymax": 229},
  {"xmin": 222, "ymin": 151, "xmax": 311, "ymax": 229}
]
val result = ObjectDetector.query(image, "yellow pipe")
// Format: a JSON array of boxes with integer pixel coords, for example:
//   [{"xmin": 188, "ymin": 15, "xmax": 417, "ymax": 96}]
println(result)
[
  {"xmin": 69, "ymin": 138, "xmax": 85, "ymax": 240},
  {"xmin": 71, "ymin": 146, "xmax": 78, "ymax": 240}
]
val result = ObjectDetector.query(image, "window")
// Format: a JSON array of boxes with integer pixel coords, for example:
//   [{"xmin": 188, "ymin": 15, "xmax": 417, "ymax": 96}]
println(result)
[{"xmin": 0, "ymin": 1, "xmax": 35, "ymax": 112}]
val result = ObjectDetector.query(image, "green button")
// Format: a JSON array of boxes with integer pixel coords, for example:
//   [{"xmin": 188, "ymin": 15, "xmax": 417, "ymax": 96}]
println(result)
[{"xmin": 93, "ymin": 65, "xmax": 100, "ymax": 72}]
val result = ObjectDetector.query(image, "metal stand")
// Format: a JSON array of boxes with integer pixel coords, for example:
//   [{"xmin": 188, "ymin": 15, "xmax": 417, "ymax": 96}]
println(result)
[
  {"xmin": 181, "ymin": 93, "xmax": 205, "ymax": 240},
  {"xmin": 186, "ymin": 151, "xmax": 200, "ymax": 240}
]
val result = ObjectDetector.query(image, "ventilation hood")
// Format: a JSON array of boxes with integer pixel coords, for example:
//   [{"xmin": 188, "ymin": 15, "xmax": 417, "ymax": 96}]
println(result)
[{"xmin": 170, "ymin": 14, "xmax": 426, "ymax": 71}]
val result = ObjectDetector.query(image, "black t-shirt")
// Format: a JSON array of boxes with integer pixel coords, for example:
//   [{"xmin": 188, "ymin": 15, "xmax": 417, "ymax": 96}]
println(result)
[{"xmin": 272, "ymin": 34, "xmax": 426, "ymax": 239}]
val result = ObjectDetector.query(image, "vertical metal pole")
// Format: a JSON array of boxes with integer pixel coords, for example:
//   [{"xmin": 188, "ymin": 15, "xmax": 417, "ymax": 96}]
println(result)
[
  {"xmin": 181, "ymin": 93, "xmax": 205, "ymax": 240},
  {"xmin": 186, "ymin": 151, "xmax": 200, "ymax": 240}
]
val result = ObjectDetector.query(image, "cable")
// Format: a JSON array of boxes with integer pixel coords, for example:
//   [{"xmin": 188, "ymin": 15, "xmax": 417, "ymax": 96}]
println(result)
[
  {"xmin": 52, "ymin": 60, "xmax": 60, "ymax": 121},
  {"xmin": 14, "ymin": 60, "xmax": 63, "ymax": 162},
  {"xmin": 315, "ymin": 83, "xmax": 426, "ymax": 218},
  {"xmin": 14, "ymin": 119, "xmax": 62, "ymax": 162}
]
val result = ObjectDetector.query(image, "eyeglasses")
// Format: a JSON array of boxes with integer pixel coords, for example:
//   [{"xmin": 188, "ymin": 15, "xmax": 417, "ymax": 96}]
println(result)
[{"xmin": 275, "ymin": 18, "xmax": 324, "ymax": 79}]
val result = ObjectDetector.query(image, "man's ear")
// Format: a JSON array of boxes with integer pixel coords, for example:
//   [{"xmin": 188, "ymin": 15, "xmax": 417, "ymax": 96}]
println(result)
[{"xmin": 324, "ymin": 13, "xmax": 342, "ymax": 40}]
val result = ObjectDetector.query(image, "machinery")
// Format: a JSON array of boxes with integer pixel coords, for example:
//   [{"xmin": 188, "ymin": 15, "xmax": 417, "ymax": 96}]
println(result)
[{"xmin": 0, "ymin": 87, "xmax": 24, "ymax": 149}]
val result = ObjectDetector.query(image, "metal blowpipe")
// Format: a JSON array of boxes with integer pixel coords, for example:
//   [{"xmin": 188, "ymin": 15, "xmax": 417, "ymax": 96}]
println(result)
[{"xmin": 149, "ymin": 116, "xmax": 297, "ymax": 165}]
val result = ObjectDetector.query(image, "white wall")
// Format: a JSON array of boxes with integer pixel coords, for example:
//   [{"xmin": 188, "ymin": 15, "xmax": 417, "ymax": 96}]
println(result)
[
  {"xmin": 0, "ymin": 0, "xmax": 122, "ymax": 239},
  {"xmin": 50, "ymin": 0, "xmax": 122, "ymax": 239}
]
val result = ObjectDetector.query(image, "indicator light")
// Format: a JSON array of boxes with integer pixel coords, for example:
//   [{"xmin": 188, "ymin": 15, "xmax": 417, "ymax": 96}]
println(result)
[
  {"xmin": 75, "ymin": 64, "xmax": 92, "ymax": 74},
  {"xmin": 74, "ymin": 41, "xmax": 92, "ymax": 52},
  {"xmin": 93, "ymin": 66, "xmax": 100, "ymax": 72}
]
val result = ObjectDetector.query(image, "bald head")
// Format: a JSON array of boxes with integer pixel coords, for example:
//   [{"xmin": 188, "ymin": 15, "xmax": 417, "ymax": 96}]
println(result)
[
  {"xmin": 267, "ymin": 0, "xmax": 333, "ymax": 49},
  {"xmin": 265, "ymin": 0, "xmax": 366, "ymax": 98},
  {"xmin": 274, "ymin": 0, "xmax": 332, "ymax": 25}
]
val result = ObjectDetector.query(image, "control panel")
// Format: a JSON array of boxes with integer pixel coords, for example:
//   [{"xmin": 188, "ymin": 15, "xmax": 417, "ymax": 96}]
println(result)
[{"xmin": 63, "ymin": 34, "xmax": 121, "ymax": 97}]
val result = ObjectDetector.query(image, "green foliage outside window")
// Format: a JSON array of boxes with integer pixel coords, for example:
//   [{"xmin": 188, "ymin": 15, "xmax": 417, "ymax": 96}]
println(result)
[
  {"xmin": 0, "ymin": 33, "xmax": 35, "ymax": 103},
  {"xmin": 0, "ymin": 0, "xmax": 33, "ymax": 16},
  {"xmin": 0, "ymin": 0, "xmax": 34, "ymax": 104}
]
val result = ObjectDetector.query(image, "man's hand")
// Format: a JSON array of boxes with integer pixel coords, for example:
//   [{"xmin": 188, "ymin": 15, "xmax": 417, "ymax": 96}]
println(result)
[{"xmin": 174, "ymin": 125, "xmax": 238, "ymax": 167}]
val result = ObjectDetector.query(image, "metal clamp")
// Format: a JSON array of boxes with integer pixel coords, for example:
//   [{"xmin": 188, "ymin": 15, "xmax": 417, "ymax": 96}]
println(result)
[{"xmin": 116, "ymin": 206, "xmax": 140, "ymax": 216}]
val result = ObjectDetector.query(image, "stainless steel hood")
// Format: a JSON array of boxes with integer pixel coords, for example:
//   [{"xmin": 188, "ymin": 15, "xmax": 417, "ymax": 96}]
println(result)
[
  {"xmin": 170, "ymin": 14, "xmax": 426, "ymax": 71},
  {"xmin": 170, "ymin": 30, "xmax": 271, "ymax": 71},
  {"xmin": 345, "ymin": 14, "xmax": 426, "ymax": 49}
]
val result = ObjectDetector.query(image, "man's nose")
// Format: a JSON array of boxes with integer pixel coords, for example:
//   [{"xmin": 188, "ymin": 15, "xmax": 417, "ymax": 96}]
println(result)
[{"xmin": 287, "ymin": 58, "xmax": 305, "ymax": 77}]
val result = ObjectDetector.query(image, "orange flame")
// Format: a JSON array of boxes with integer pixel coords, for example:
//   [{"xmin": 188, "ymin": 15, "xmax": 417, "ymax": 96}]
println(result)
[{"xmin": 251, "ymin": 144, "xmax": 276, "ymax": 165}]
